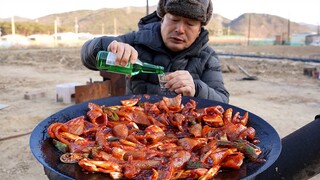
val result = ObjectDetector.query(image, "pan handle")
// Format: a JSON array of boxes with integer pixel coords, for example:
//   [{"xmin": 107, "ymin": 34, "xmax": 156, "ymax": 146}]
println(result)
[{"xmin": 257, "ymin": 115, "xmax": 320, "ymax": 179}]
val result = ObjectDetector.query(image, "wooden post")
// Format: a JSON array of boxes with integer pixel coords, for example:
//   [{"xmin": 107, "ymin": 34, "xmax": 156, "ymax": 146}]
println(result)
[
  {"xmin": 75, "ymin": 80, "xmax": 112, "ymax": 104},
  {"xmin": 100, "ymin": 71, "xmax": 126, "ymax": 96}
]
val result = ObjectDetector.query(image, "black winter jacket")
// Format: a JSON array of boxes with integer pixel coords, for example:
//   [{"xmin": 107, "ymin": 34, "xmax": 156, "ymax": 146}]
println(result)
[{"xmin": 81, "ymin": 11, "xmax": 229, "ymax": 103}]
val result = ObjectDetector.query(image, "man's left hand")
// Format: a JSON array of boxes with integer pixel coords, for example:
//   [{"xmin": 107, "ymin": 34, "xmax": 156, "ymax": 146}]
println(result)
[{"xmin": 165, "ymin": 70, "xmax": 195, "ymax": 97}]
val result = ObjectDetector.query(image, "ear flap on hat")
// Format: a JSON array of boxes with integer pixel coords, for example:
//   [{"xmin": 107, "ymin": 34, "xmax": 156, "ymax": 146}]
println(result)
[{"xmin": 157, "ymin": 0, "xmax": 167, "ymax": 18}]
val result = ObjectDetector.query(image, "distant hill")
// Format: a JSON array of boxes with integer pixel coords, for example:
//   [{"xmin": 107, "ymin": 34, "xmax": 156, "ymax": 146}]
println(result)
[
  {"xmin": 1, "ymin": 6, "xmax": 317, "ymax": 38},
  {"xmin": 36, "ymin": 7, "xmax": 149, "ymax": 35},
  {"xmin": 228, "ymin": 13, "xmax": 317, "ymax": 38},
  {"xmin": 1, "ymin": 16, "xmax": 32, "ymax": 22}
]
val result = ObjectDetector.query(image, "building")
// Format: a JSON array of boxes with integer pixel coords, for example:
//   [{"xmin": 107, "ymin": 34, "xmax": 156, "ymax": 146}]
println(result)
[
  {"xmin": 0, "ymin": 34, "xmax": 30, "ymax": 48},
  {"xmin": 305, "ymin": 34, "xmax": 320, "ymax": 46},
  {"xmin": 28, "ymin": 34, "xmax": 54, "ymax": 47}
]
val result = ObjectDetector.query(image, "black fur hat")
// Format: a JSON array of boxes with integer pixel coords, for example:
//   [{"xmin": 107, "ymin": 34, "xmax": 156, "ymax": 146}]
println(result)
[{"xmin": 157, "ymin": 0, "xmax": 213, "ymax": 26}]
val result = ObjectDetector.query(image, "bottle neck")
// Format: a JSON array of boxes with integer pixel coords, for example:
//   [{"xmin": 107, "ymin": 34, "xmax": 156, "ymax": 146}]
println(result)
[
  {"xmin": 134, "ymin": 59, "xmax": 143, "ymax": 66},
  {"xmin": 136, "ymin": 62, "xmax": 164, "ymax": 74}
]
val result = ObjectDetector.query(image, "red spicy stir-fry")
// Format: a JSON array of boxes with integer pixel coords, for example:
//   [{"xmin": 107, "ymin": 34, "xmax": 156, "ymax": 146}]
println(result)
[{"xmin": 47, "ymin": 94, "xmax": 264, "ymax": 179}]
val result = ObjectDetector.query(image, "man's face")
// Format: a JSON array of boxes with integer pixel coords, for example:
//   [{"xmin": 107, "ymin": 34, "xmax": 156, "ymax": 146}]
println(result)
[{"xmin": 161, "ymin": 13, "xmax": 201, "ymax": 52}]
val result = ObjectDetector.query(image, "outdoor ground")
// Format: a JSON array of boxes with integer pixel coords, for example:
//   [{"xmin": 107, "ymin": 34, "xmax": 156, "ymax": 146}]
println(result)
[{"xmin": 0, "ymin": 46, "xmax": 319, "ymax": 179}]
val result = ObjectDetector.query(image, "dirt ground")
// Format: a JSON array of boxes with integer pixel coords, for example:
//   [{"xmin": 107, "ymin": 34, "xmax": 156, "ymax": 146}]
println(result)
[{"xmin": 0, "ymin": 46, "xmax": 319, "ymax": 180}]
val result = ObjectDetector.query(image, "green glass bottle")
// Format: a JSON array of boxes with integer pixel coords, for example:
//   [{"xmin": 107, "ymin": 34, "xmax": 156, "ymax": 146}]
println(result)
[{"xmin": 96, "ymin": 51, "xmax": 164, "ymax": 76}]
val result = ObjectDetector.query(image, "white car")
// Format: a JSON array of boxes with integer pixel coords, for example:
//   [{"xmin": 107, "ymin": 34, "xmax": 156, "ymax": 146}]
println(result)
[{"xmin": 310, "ymin": 41, "xmax": 320, "ymax": 46}]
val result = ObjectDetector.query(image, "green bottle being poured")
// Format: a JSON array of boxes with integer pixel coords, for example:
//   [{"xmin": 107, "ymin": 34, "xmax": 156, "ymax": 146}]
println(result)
[{"xmin": 96, "ymin": 51, "xmax": 164, "ymax": 76}]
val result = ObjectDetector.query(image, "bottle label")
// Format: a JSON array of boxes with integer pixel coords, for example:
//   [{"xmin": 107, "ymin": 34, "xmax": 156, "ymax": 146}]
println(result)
[
  {"xmin": 106, "ymin": 52, "xmax": 117, "ymax": 65},
  {"xmin": 106, "ymin": 52, "xmax": 130, "ymax": 68}
]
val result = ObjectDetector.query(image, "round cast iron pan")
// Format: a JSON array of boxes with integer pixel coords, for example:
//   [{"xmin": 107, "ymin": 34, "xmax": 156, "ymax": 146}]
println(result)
[{"xmin": 30, "ymin": 95, "xmax": 281, "ymax": 180}]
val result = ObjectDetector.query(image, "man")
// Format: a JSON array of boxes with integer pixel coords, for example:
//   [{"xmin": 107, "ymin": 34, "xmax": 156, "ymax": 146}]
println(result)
[{"xmin": 81, "ymin": 0, "xmax": 229, "ymax": 103}]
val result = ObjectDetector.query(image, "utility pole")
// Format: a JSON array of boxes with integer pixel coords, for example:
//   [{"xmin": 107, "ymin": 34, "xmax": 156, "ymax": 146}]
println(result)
[
  {"xmin": 54, "ymin": 18, "xmax": 58, "ymax": 47},
  {"xmin": 11, "ymin": 16, "xmax": 15, "ymax": 35},
  {"xmin": 74, "ymin": 17, "xmax": 79, "ymax": 34},
  {"xmin": 287, "ymin": 18, "xmax": 291, "ymax": 45},
  {"xmin": 114, "ymin": 18, "xmax": 117, "ymax": 35},
  {"xmin": 146, "ymin": 0, "xmax": 149, "ymax": 15},
  {"xmin": 247, "ymin": 14, "xmax": 251, "ymax": 46},
  {"xmin": 101, "ymin": 23, "xmax": 105, "ymax": 35}
]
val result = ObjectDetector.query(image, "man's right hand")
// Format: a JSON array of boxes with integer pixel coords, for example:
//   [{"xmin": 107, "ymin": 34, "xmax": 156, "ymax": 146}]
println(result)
[{"xmin": 107, "ymin": 40, "xmax": 138, "ymax": 66}]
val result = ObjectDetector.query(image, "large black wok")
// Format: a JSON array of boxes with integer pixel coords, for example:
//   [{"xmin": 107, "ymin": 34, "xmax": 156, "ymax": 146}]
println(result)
[{"xmin": 29, "ymin": 95, "xmax": 281, "ymax": 180}]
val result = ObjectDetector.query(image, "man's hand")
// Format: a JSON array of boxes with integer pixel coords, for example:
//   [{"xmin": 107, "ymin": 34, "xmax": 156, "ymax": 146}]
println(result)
[
  {"xmin": 107, "ymin": 40, "xmax": 138, "ymax": 66},
  {"xmin": 165, "ymin": 70, "xmax": 195, "ymax": 97}
]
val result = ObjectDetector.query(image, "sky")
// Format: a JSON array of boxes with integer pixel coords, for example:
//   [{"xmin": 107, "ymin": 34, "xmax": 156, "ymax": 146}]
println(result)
[{"xmin": 0, "ymin": 0, "xmax": 319, "ymax": 25}]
